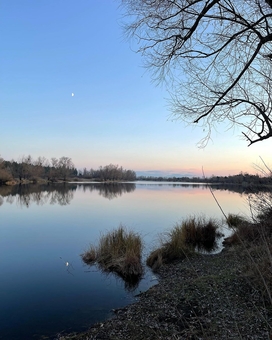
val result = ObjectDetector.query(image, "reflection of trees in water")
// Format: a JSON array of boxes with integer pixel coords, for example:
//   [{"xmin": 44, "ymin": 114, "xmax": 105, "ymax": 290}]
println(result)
[
  {"xmin": 0, "ymin": 182, "xmax": 135, "ymax": 207},
  {"xmin": 138, "ymin": 182, "xmax": 271, "ymax": 195},
  {"xmin": 0, "ymin": 182, "xmax": 268, "ymax": 207},
  {"xmin": 6, "ymin": 195, "xmax": 15, "ymax": 204},
  {"xmin": 78, "ymin": 183, "xmax": 136, "ymax": 200},
  {"xmin": 209, "ymin": 184, "xmax": 270, "ymax": 195},
  {"xmin": 49, "ymin": 189, "xmax": 75, "ymax": 206},
  {"xmin": 0, "ymin": 184, "xmax": 76, "ymax": 208},
  {"xmin": 0, "ymin": 185, "xmax": 15, "ymax": 198}
]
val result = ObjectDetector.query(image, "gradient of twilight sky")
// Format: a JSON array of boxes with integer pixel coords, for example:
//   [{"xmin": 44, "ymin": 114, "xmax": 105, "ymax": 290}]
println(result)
[{"xmin": 1, "ymin": 1, "xmax": 271, "ymax": 177}]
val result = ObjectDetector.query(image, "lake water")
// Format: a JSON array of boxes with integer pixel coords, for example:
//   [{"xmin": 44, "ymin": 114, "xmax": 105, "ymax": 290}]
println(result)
[{"xmin": 0, "ymin": 182, "xmax": 252, "ymax": 339}]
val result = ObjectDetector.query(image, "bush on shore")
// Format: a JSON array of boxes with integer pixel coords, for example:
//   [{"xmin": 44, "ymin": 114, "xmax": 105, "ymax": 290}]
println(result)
[{"xmin": 81, "ymin": 225, "xmax": 143, "ymax": 281}]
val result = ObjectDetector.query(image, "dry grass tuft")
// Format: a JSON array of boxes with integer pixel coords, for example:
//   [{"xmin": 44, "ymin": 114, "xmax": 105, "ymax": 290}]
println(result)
[
  {"xmin": 223, "ymin": 222, "xmax": 261, "ymax": 246},
  {"xmin": 147, "ymin": 216, "xmax": 220, "ymax": 271},
  {"xmin": 226, "ymin": 213, "xmax": 247, "ymax": 228},
  {"xmin": 81, "ymin": 225, "xmax": 143, "ymax": 281},
  {"xmin": 224, "ymin": 211, "xmax": 272, "ymax": 247},
  {"xmin": 180, "ymin": 216, "xmax": 220, "ymax": 250},
  {"xmin": 81, "ymin": 245, "xmax": 96, "ymax": 264}
]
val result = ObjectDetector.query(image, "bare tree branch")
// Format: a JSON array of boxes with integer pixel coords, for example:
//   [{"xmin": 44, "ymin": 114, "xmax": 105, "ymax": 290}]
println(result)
[{"xmin": 122, "ymin": 0, "xmax": 272, "ymax": 146}]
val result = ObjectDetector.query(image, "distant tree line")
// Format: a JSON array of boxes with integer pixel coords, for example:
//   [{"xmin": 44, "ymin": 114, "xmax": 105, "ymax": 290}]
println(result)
[
  {"xmin": 0, "ymin": 155, "xmax": 136, "ymax": 184},
  {"xmin": 78, "ymin": 164, "xmax": 136, "ymax": 181},
  {"xmin": 0, "ymin": 155, "xmax": 77, "ymax": 184},
  {"xmin": 137, "ymin": 173, "xmax": 272, "ymax": 186},
  {"xmin": 1, "ymin": 154, "xmax": 270, "ymax": 186}
]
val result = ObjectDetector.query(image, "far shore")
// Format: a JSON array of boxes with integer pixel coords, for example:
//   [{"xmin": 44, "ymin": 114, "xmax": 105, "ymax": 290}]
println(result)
[{"xmin": 2, "ymin": 177, "xmax": 272, "ymax": 189}]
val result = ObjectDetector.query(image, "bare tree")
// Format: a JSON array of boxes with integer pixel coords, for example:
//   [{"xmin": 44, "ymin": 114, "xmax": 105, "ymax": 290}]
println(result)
[
  {"xmin": 122, "ymin": 0, "xmax": 272, "ymax": 146},
  {"xmin": 32, "ymin": 156, "xmax": 48, "ymax": 179},
  {"xmin": 0, "ymin": 155, "xmax": 12, "ymax": 184},
  {"xmin": 19, "ymin": 155, "xmax": 33, "ymax": 180},
  {"xmin": 57, "ymin": 157, "xmax": 75, "ymax": 181}
]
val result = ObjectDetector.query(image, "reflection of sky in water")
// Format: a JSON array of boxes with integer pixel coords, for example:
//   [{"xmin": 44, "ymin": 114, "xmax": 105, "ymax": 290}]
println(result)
[{"xmin": 0, "ymin": 183, "xmax": 250, "ymax": 339}]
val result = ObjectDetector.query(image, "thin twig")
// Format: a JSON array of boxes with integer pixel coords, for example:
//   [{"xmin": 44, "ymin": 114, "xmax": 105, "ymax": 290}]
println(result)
[{"xmin": 202, "ymin": 167, "xmax": 228, "ymax": 221}]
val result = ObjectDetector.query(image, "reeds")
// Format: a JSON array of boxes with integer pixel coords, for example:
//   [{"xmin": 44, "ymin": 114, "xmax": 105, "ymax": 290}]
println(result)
[
  {"xmin": 242, "ymin": 198, "xmax": 272, "ymax": 305},
  {"xmin": 224, "ymin": 211, "xmax": 272, "ymax": 246},
  {"xmin": 81, "ymin": 225, "xmax": 143, "ymax": 281},
  {"xmin": 180, "ymin": 216, "xmax": 220, "ymax": 250},
  {"xmin": 223, "ymin": 214, "xmax": 257, "ymax": 246},
  {"xmin": 222, "ymin": 198, "xmax": 272, "ymax": 305},
  {"xmin": 147, "ymin": 216, "xmax": 220, "ymax": 271},
  {"xmin": 243, "ymin": 237, "xmax": 272, "ymax": 304},
  {"xmin": 226, "ymin": 213, "xmax": 247, "ymax": 228}
]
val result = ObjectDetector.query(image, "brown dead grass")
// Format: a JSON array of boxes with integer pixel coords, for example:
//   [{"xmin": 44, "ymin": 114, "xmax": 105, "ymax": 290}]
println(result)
[
  {"xmin": 147, "ymin": 216, "xmax": 220, "ymax": 271},
  {"xmin": 81, "ymin": 225, "xmax": 143, "ymax": 280}
]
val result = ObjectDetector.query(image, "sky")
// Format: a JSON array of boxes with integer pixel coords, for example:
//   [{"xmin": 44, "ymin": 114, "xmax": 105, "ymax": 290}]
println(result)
[{"xmin": 1, "ymin": 1, "xmax": 271, "ymax": 177}]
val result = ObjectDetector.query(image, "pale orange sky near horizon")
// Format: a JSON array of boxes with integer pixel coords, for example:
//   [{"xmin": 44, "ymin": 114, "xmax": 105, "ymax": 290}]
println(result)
[{"xmin": 72, "ymin": 123, "xmax": 272, "ymax": 177}]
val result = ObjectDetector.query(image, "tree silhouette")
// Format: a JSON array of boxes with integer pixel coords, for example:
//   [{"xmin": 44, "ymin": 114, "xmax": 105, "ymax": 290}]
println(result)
[{"xmin": 122, "ymin": 0, "xmax": 272, "ymax": 146}]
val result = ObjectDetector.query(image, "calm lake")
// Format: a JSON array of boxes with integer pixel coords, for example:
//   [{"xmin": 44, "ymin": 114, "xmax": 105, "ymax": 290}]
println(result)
[{"xmin": 0, "ymin": 182, "xmax": 252, "ymax": 339}]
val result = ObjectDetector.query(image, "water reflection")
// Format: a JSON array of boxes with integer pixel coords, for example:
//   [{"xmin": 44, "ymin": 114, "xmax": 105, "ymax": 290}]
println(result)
[
  {"xmin": 0, "ymin": 182, "xmax": 136, "ymax": 207},
  {"xmin": 210, "ymin": 183, "xmax": 268, "ymax": 194},
  {"xmin": 77, "ymin": 182, "xmax": 136, "ymax": 200},
  {"xmin": 0, "ymin": 182, "xmax": 257, "ymax": 340},
  {"xmin": 0, "ymin": 184, "xmax": 76, "ymax": 207},
  {"xmin": 0, "ymin": 182, "xmax": 267, "ymax": 208},
  {"xmin": 138, "ymin": 181, "xmax": 269, "ymax": 194},
  {"xmin": 60, "ymin": 257, "xmax": 75, "ymax": 276},
  {"xmin": 84, "ymin": 264, "xmax": 143, "ymax": 292}
]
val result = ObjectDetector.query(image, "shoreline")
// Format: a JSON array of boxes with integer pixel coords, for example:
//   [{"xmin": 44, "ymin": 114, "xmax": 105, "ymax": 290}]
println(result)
[
  {"xmin": 58, "ymin": 248, "xmax": 272, "ymax": 339},
  {"xmin": 1, "ymin": 177, "xmax": 272, "ymax": 188}
]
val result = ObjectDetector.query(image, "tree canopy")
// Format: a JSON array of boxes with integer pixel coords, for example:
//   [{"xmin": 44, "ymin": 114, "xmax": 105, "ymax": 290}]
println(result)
[{"xmin": 121, "ymin": 0, "xmax": 272, "ymax": 146}]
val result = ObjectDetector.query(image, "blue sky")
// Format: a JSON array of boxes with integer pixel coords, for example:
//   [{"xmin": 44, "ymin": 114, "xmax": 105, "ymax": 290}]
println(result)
[{"xmin": 1, "ymin": 1, "xmax": 271, "ymax": 177}]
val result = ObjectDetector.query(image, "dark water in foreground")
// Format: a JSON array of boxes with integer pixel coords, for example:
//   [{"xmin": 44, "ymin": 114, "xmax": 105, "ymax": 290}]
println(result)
[{"xmin": 0, "ymin": 182, "xmax": 250, "ymax": 339}]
